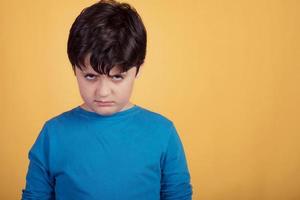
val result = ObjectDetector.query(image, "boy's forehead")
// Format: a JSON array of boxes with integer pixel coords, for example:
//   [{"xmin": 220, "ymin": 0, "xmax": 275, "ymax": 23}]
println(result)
[{"xmin": 80, "ymin": 64, "xmax": 123, "ymax": 74}]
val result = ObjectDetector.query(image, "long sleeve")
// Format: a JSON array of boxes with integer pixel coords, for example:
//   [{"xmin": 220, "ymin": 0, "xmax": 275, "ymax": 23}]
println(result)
[
  {"xmin": 22, "ymin": 106, "xmax": 192, "ymax": 199},
  {"xmin": 22, "ymin": 123, "xmax": 55, "ymax": 200},
  {"xmin": 160, "ymin": 123, "xmax": 193, "ymax": 200}
]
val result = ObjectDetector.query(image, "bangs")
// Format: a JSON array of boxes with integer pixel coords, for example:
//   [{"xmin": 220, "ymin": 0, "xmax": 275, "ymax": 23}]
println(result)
[
  {"xmin": 75, "ymin": 52, "xmax": 133, "ymax": 75},
  {"xmin": 67, "ymin": 0, "xmax": 146, "ymax": 76}
]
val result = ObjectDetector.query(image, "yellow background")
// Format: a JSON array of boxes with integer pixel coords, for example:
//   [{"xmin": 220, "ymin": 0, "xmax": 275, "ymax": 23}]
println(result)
[{"xmin": 1, "ymin": 0, "xmax": 299, "ymax": 199}]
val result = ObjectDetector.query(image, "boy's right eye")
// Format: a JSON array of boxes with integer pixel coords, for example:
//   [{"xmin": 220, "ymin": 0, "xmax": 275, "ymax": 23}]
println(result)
[{"xmin": 84, "ymin": 74, "xmax": 97, "ymax": 80}]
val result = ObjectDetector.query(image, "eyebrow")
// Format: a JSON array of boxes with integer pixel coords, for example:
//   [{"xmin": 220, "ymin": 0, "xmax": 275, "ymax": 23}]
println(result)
[
  {"xmin": 80, "ymin": 66, "xmax": 127, "ymax": 75},
  {"xmin": 82, "ymin": 71, "xmax": 127, "ymax": 76}
]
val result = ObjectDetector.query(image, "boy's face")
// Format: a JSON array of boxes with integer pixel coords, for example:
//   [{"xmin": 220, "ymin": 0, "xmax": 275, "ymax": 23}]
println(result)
[{"xmin": 75, "ymin": 56, "xmax": 138, "ymax": 116}]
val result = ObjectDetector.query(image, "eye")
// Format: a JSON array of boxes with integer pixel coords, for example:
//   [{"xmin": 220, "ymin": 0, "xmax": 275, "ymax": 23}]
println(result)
[
  {"xmin": 111, "ymin": 74, "xmax": 124, "ymax": 81},
  {"xmin": 84, "ymin": 74, "xmax": 97, "ymax": 81}
]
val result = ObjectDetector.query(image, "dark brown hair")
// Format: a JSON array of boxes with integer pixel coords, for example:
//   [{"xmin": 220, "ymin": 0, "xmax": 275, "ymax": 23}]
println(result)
[{"xmin": 67, "ymin": 0, "xmax": 147, "ymax": 76}]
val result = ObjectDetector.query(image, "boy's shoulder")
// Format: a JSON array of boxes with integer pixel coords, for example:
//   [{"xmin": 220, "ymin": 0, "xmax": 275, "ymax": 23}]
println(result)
[{"xmin": 137, "ymin": 106, "xmax": 173, "ymax": 125}]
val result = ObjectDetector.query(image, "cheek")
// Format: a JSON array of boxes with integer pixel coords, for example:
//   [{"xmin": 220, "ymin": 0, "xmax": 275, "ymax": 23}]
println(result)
[
  {"xmin": 115, "ymin": 80, "xmax": 134, "ymax": 99},
  {"xmin": 77, "ymin": 80, "xmax": 94, "ymax": 99}
]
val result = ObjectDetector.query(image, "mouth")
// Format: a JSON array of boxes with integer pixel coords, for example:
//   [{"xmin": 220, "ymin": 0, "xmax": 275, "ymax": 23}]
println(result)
[{"xmin": 94, "ymin": 100, "xmax": 115, "ymax": 107}]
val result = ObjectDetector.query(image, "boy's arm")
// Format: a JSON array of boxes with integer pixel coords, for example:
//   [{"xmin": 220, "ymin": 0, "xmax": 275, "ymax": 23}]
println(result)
[
  {"xmin": 160, "ymin": 123, "xmax": 193, "ymax": 200},
  {"xmin": 22, "ymin": 123, "xmax": 55, "ymax": 200}
]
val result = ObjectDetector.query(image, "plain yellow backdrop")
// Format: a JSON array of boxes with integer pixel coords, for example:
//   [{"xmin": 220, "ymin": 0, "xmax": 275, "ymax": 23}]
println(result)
[{"xmin": 1, "ymin": 0, "xmax": 299, "ymax": 199}]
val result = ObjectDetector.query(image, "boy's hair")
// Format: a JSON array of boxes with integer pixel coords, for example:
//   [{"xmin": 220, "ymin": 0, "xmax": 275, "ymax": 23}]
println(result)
[{"xmin": 67, "ymin": 0, "xmax": 147, "ymax": 76}]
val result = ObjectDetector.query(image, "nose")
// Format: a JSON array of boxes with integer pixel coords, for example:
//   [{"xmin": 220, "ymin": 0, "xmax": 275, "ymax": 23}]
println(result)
[{"xmin": 95, "ymin": 77, "xmax": 111, "ymax": 98}]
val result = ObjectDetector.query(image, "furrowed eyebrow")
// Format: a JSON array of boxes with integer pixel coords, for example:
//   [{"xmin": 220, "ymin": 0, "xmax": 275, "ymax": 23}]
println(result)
[
  {"xmin": 109, "ymin": 71, "xmax": 127, "ymax": 76},
  {"xmin": 83, "ymin": 72, "xmax": 97, "ymax": 74},
  {"xmin": 81, "ymin": 69, "xmax": 127, "ymax": 76}
]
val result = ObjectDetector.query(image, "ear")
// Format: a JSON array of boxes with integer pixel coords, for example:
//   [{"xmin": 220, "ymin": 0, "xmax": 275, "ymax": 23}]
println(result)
[{"xmin": 135, "ymin": 66, "xmax": 143, "ymax": 79}]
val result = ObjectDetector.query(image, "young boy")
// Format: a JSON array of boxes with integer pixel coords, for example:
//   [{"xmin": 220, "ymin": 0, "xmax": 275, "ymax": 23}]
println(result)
[{"xmin": 22, "ymin": 0, "xmax": 193, "ymax": 199}]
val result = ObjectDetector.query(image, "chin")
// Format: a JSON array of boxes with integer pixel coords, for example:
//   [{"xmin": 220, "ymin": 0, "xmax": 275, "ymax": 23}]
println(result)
[{"xmin": 94, "ymin": 107, "xmax": 118, "ymax": 116}]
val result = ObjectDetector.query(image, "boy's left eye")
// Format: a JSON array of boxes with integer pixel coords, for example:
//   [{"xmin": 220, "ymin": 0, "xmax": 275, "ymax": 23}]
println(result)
[{"xmin": 110, "ymin": 75, "xmax": 124, "ymax": 81}]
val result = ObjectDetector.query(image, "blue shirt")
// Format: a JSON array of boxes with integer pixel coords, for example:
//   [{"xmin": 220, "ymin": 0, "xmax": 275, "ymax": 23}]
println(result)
[{"xmin": 22, "ymin": 105, "xmax": 193, "ymax": 200}]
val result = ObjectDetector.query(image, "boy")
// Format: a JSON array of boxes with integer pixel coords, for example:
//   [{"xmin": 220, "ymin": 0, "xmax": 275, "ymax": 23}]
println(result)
[{"xmin": 22, "ymin": 0, "xmax": 193, "ymax": 199}]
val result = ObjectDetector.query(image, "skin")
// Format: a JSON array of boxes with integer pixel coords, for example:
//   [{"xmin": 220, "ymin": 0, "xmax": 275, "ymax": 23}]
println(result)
[{"xmin": 74, "ymin": 56, "xmax": 139, "ymax": 116}]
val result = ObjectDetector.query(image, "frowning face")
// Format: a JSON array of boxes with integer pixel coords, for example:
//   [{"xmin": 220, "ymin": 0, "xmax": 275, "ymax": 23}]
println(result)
[{"xmin": 75, "ymin": 57, "xmax": 138, "ymax": 116}]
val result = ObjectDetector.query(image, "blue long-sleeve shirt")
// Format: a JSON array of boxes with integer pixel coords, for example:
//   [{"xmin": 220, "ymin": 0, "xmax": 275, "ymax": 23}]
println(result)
[{"xmin": 22, "ymin": 105, "xmax": 193, "ymax": 200}]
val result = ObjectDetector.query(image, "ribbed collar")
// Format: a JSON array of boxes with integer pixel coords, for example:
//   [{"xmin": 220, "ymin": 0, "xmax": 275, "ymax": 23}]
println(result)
[{"xmin": 72, "ymin": 104, "xmax": 141, "ymax": 121}]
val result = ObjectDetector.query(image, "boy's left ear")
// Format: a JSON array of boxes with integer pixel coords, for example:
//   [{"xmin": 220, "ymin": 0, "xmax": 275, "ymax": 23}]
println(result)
[
  {"xmin": 135, "ymin": 66, "xmax": 142, "ymax": 79},
  {"xmin": 136, "ymin": 72, "xmax": 140, "ymax": 79}
]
